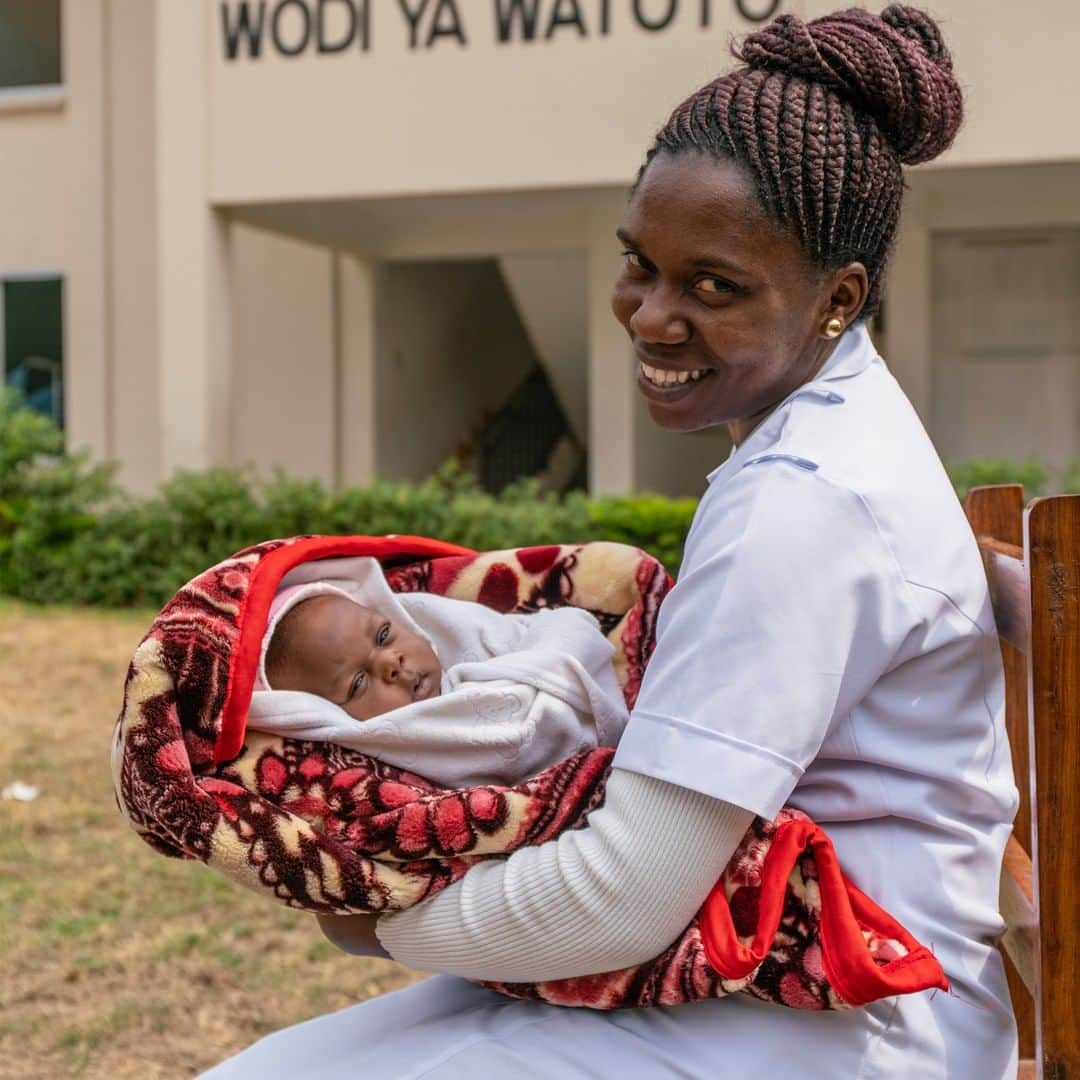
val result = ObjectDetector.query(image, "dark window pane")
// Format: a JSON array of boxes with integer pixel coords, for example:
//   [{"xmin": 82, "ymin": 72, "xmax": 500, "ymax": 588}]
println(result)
[
  {"xmin": 0, "ymin": 0, "xmax": 62, "ymax": 90},
  {"xmin": 4, "ymin": 278, "xmax": 64, "ymax": 428}
]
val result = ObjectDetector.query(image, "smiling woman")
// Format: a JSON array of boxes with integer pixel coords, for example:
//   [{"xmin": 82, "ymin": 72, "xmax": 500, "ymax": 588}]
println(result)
[
  {"xmin": 206, "ymin": 8, "xmax": 1020, "ymax": 1079},
  {"xmin": 613, "ymin": 155, "xmax": 867, "ymax": 439}
]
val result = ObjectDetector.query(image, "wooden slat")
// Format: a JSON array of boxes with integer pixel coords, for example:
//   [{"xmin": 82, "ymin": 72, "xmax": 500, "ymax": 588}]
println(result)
[
  {"xmin": 999, "ymin": 835, "xmax": 1037, "ymax": 997},
  {"xmin": 965, "ymin": 485, "xmax": 1036, "ymax": 1060},
  {"xmin": 966, "ymin": 485, "xmax": 1025, "ymax": 548},
  {"xmin": 1025, "ymin": 494, "xmax": 1080, "ymax": 1077}
]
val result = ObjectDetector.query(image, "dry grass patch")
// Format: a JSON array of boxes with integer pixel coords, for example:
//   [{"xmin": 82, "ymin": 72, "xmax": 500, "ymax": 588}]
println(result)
[{"xmin": 0, "ymin": 601, "xmax": 420, "ymax": 1079}]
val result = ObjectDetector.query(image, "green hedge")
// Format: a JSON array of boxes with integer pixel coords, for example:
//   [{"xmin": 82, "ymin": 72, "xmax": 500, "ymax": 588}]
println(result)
[
  {"xmin": 0, "ymin": 392, "xmax": 696, "ymax": 607},
  {"xmin": 0, "ymin": 391, "xmax": 1074, "ymax": 609}
]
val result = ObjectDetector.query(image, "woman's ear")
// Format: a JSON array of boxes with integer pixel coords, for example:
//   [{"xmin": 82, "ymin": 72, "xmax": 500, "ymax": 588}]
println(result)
[{"xmin": 823, "ymin": 262, "xmax": 870, "ymax": 329}]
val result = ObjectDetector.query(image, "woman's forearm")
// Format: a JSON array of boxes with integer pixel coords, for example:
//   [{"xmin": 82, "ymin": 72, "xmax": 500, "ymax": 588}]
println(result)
[{"xmin": 375, "ymin": 768, "xmax": 752, "ymax": 982}]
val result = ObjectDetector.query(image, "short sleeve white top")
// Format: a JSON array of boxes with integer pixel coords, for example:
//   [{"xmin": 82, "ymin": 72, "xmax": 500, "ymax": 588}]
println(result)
[{"xmin": 613, "ymin": 321, "xmax": 1019, "ymax": 1069}]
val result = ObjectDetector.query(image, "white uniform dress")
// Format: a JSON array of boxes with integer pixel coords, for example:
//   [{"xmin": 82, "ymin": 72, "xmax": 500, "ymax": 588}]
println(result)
[{"xmin": 205, "ymin": 324, "xmax": 1019, "ymax": 1079}]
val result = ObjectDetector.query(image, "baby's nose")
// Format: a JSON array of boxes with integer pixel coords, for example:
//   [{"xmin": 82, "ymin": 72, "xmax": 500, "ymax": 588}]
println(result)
[{"xmin": 378, "ymin": 651, "xmax": 404, "ymax": 682}]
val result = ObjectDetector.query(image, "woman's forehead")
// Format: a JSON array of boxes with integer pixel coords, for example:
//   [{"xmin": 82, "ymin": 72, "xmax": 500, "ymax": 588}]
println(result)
[{"xmin": 624, "ymin": 153, "xmax": 790, "ymax": 264}]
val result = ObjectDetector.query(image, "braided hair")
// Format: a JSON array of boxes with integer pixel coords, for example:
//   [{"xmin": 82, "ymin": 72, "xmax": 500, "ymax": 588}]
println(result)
[{"xmin": 641, "ymin": 5, "xmax": 963, "ymax": 315}]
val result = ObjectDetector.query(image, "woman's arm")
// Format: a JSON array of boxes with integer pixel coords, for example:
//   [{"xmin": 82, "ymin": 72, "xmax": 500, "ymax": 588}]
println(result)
[
  {"xmin": 317, "ymin": 913, "xmax": 390, "ymax": 958},
  {"xmin": 376, "ymin": 467, "xmax": 915, "ymax": 982},
  {"xmin": 375, "ymin": 767, "xmax": 752, "ymax": 981}
]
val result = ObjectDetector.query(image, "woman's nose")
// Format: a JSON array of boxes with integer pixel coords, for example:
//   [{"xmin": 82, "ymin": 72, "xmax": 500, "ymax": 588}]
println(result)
[{"xmin": 628, "ymin": 287, "xmax": 691, "ymax": 345}]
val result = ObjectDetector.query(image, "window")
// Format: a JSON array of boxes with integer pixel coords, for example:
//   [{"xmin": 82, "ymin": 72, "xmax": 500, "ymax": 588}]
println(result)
[
  {"xmin": 3, "ymin": 277, "xmax": 64, "ymax": 428},
  {"xmin": 0, "ymin": 1, "xmax": 62, "ymax": 92}
]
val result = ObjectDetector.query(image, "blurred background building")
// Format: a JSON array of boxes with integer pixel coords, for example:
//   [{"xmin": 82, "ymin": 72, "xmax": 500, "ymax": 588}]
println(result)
[{"xmin": 0, "ymin": 0, "xmax": 1077, "ymax": 496}]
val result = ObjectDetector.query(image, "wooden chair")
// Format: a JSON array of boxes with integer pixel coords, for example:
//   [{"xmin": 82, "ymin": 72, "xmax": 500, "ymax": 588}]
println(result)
[{"xmin": 964, "ymin": 484, "xmax": 1080, "ymax": 1080}]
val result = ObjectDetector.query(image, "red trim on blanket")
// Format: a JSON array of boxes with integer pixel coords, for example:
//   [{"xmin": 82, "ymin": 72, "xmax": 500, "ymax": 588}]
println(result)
[
  {"xmin": 214, "ymin": 534, "xmax": 474, "ymax": 765},
  {"xmin": 697, "ymin": 817, "xmax": 949, "ymax": 1006}
]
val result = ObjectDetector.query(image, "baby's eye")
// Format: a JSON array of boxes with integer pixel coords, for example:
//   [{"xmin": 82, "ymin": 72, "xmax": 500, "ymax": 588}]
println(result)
[
  {"xmin": 350, "ymin": 671, "xmax": 367, "ymax": 698},
  {"xmin": 376, "ymin": 622, "xmax": 391, "ymax": 645}
]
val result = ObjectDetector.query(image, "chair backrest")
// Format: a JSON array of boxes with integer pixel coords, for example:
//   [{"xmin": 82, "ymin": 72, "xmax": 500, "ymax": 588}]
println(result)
[{"xmin": 964, "ymin": 484, "xmax": 1080, "ymax": 1080}]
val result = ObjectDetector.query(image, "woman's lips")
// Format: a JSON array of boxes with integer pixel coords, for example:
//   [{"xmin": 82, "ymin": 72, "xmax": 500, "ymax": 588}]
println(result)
[{"xmin": 636, "ymin": 362, "xmax": 714, "ymax": 403}]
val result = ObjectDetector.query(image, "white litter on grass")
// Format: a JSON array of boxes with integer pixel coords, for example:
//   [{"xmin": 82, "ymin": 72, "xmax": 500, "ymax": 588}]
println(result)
[{"xmin": 2, "ymin": 781, "xmax": 40, "ymax": 802}]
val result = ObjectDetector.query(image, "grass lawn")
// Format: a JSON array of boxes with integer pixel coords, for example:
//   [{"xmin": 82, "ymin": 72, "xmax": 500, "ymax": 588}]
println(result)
[{"xmin": 0, "ymin": 600, "xmax": 421, "ymax": 1079}]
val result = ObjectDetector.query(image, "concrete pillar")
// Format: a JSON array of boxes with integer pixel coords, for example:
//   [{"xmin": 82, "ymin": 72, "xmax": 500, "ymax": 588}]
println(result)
[
  {"xmin": 337, "ymin": 253, "xmax": 377, "ymax": 487},
  {"xmin": 155, "ymin": 0, "xmax": 232, "ymax": 475},
  {"xmin": 586, "ymin": 199, "xmax": 635, "ymax": 494},
  {"xmin": 230, "ymin": 227, "xmax": 335, "ymax": 482},
  {"xmin": 62, "ymin": 0, "xmax": 110, "ymax": 462},
  {"xmin": 107, "ymin": 0, "xmax": 161, "ymax": 493}
]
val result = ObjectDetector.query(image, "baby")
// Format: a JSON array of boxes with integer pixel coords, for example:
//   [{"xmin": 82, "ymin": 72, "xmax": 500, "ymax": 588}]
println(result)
[
  {"xmin": 264, "ymin": 591, "xmax": 443, "ymax": 722},
  {"xmin": 248, "ymin": 558, "xmax": 629, "ymax": 787}
]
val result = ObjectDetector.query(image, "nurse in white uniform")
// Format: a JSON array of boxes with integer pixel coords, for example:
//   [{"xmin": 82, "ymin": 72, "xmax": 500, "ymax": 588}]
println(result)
[{"xmin": 206, "ymin": 6, "xmax": 1019, "ymax": 1077}]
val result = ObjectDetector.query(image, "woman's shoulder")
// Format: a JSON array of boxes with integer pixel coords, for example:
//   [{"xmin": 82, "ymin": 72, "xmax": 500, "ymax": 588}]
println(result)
[{"xmin": 696, "ymin": 367, "xmax": 987, "ymax": 622}]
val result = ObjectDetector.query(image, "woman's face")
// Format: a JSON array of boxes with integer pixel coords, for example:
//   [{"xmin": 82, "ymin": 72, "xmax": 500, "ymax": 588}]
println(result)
[{"xmin": 611, "ymin": 152, "xmax": 862, "ymax": 441}]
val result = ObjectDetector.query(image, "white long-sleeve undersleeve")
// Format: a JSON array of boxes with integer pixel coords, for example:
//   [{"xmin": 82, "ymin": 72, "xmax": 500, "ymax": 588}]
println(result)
[{"xmin": 375, "ymin": 767, "xmax": 753, "ymax": 983}]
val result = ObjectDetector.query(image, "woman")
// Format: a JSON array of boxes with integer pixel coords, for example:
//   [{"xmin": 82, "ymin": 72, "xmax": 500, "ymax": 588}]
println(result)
[{"xmin": 208, "ymin": 6, "xmax": 1018, "ymax": 1076}]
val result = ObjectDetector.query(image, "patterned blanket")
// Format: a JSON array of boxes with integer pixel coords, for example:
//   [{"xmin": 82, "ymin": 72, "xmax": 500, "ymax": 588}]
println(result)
[{"xmin": 111, "ymin": 535, "xmax": 948, "ymax": 1011}]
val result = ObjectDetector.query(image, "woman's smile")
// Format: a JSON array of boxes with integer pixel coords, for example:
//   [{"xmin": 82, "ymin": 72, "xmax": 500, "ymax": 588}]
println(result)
[{"xmin": 636, "ymin": 361, "xmax": 714, "ymax": 402}]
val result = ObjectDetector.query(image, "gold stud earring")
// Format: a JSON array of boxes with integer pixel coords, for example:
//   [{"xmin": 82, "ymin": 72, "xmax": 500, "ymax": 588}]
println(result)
[{"xmin": 824, "ymin": 316, "xmax": 844, "ymax": 339}]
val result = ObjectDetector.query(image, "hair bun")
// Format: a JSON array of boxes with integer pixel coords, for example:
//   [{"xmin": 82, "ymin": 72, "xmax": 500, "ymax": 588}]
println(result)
[{"xmin": 735, "ymin": 4, "xmax": 963, "ymax": 165}]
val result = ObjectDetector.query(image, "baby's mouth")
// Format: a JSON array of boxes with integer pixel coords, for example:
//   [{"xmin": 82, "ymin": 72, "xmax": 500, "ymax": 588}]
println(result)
[{"xmin": 412, "ymin": 672, "xmax": 433, "ymax": 701}]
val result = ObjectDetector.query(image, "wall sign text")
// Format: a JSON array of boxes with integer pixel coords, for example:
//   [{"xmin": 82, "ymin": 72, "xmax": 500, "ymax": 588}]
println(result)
[{"xmin": 221, "ymin": 0, "xmax": 784, "ymax": 60}]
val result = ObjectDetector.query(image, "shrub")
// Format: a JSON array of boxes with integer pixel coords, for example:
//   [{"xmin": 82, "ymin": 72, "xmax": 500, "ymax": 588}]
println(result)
[
  {"xmin": 1, "ymin": 396, "xmax": 1072, "ymax": 609},
  {"xmin": 945, "ymin": 457, "xmax": 1049, "ymax": 504},
  {"xmin": 1063, "ymin": 460, "xmax": 1080, "ymax": 495},
  {"xmin": 0, "ymin": 390, "xmax": 122, "ymax": 602}
]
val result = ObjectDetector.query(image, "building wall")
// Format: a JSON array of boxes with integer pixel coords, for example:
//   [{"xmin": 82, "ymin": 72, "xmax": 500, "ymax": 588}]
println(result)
[
  {"xmin": 498, "ymin": 252, "xmax": 588, "ymax": 442},
  {"xmin": 634, "ymin": 397, "xmax": 732, "ymax": 497},
  {"xmin": 885, "ymin": 161, "xmax": 1080, "ymax": 467},
  {"xmin": 209, "ymin": 0, "xmax": 795, "ymax": 204},
  {"xmin": 229, "ymin": 224, "xmax": 337, "ymax": 483},
  {"xmin": 4, "ymin": 1, "xmax": 1080, "ymax": 499},
  {"xmin": 208, "ymin": 0, "xmax": 1080, "ymax": 207},
  {"xmin": 108, "ymin": 0, "xmax": 161, "ymax": 493},
  {"xmin": 374, "ymin": 259, "xmax": 537, "ymax": 482},
  {"xmin": 0, "ymin": 0, "xmax": 109, "ymax": 462}
]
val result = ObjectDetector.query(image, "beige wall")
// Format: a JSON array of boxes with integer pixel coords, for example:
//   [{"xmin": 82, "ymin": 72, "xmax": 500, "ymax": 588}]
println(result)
[
  {"xmin": 108, "ymin": 0, "xmax": 160, "ymax": 493},
  {"xmin": 498, "ymin": 252, "xmax": 588, "ymax": 442},
  {"xmin": 0, "ymin": 0, "xmax": 110, "ymax": 462},
  {"xmin": 885, "ymin": 161, "xmax": 1080, "ymax": 420},
  {"xmin": 229, "ymin": 225, "xmax": 337, "ymax": 482},
  {"xmin": 634, "ymin": 396, "xmax": 732, "ymax": 497},
  {"xmin": 374, "ymin": 259, "xmax": 536, "ymax": 482},
  {"xmin": 209, "ymin": 0, "xmax": 798, "ymax": 204},
  {"xmin": 210, "ymin": 0, "xmax": 1080, "ymax": 207},
  {"xmin": 5, "ymin": 1, "xmax": 1080, "ymax": 499}
]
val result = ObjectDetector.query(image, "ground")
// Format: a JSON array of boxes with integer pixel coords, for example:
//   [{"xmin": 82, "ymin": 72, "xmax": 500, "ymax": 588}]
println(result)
[{"xmin": 0, "ymin": 600, "xmax": 421, "ymax": 1079}]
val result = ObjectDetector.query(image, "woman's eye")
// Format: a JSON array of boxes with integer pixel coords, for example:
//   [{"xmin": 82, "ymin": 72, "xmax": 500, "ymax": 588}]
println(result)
[
  {"xmin": 623, "ymin": 251, "xmax": 650, "ymax": 274},
  {"xmin": 376, "ymin": 623, "xmax": 391, "ymax": 646},
  {"xmin": 695, "ymin": 277, "xmax": 735, "ymax": 295}
]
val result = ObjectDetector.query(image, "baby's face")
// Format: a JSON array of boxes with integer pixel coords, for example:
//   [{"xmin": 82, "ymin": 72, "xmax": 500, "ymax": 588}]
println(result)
[{"xmin": 271, "ymin": 595, "xmax": 441, "ymax": 721}]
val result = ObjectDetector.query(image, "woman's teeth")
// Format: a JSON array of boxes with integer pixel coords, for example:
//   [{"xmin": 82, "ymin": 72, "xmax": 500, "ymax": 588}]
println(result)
[{"xmin": 640, "ymin": 363, "xmax": 709, "ymax": 387}]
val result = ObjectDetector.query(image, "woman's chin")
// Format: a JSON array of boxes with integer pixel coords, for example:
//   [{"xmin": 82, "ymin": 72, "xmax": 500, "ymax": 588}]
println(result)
[{"xmin": 643, "ymin": 397, "xmax": 724, "ymax": 434}]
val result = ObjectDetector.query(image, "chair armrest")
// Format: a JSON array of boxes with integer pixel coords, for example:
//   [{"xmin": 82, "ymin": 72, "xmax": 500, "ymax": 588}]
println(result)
[{"xmin": 999, "ymin": 834, "xmax": 1037, "ymax": 998}]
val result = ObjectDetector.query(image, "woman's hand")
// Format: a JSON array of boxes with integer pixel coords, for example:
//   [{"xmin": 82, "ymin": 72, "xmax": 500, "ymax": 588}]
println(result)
[{"xmin": 316, "ymin": 913, "xmax": 391, "ymax": 959}]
